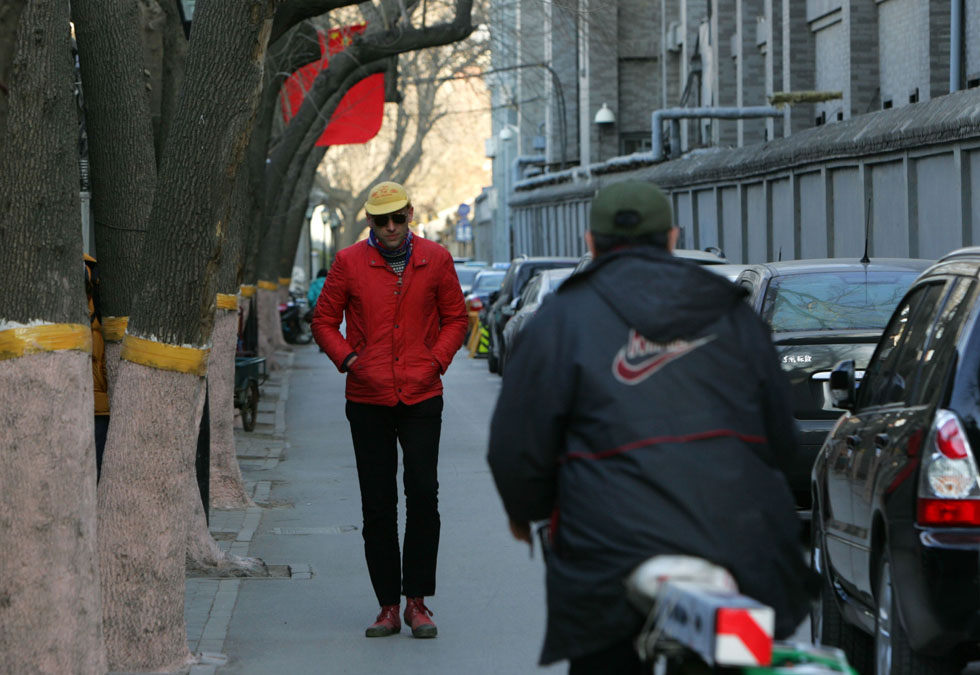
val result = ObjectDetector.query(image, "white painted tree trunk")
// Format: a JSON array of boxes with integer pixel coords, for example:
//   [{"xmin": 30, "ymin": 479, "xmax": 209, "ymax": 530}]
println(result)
[
  {"xmin": 0, "ymin": 351, "xmax": 107, "ymax": 674},
  {"xmin": 208, "ymin": 308, "xmax": 254, "ymax": 509},
  {"xmin": 104, "ymin": 339, "xmax": 123, "ymax": 403},
  {"xmin": 98, "ymin": 360, "xmax": 204, "ymax": 671}
]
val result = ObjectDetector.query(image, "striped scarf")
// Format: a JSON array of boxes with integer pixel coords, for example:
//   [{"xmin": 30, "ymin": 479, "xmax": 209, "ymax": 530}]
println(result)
[{"xmin": 368, "ymin": 229, "xmax": 414, "ymax": 275}]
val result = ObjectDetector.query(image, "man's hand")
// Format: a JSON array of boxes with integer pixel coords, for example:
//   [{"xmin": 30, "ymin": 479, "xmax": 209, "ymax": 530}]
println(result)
[{"xmin": 508, "ymin": 518, "xmax": 531, "ymax": 543}]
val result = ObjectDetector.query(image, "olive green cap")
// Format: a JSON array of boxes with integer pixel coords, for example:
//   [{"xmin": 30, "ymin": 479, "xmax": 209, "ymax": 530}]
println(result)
[{"xmin": 589, "ymin": 180, "xmax": 673, "ymax": 236}]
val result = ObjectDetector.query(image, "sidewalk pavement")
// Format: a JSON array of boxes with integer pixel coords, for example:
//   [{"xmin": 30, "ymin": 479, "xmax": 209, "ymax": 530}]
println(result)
[{"xmin": 184, "ymin": 345, "xmax": 559, "ymax": 674}]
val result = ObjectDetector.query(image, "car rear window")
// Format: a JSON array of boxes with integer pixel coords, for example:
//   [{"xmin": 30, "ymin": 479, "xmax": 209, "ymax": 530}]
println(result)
[
  {"xmin": 456, "ymin": 267, "xmax": 481, "ymax": 286},
  {"xmin": 763, "ymin": 270, "xmax": 920, "ymax": 333},
  {"xmin": 472, "ymin": 271, "xmax": 505, "ymax": 293}
]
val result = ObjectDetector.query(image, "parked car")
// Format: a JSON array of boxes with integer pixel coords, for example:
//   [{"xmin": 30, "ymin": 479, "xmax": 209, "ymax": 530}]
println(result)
[
  {"xmin": 735, "ymin": 258, "xmax": 930, "ymax": 510},
  {"xmin": 499, "ymin": 267, "xmax": 574, "ymax": 373},
  {"xmin": 705, "ymin": 263, "xmax": 750, "ymax": 282},
  {"xmin": 464, "ymin": 269, "xmax": 507, "ymax": 315},
  {"xmin": 571, "ymin": 247, "xmax": 730, "ymax": 277},
  {"xmin": 485, "ymin": 255, "xmax": 579, "ymax": 373},
  {"xmin": 811, "ymin": 247, "xmax": 980, "ymax": 674},
  {"xmin": 673, "ymin": 246, "xmax": 728, "ymax": 264},
  {"xmin": 455, "ymin": 263, "xmax": 484, "ymax": 296}
]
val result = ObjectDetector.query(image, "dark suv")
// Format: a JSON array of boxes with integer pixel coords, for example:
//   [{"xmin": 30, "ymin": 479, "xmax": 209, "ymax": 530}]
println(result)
[
  {"xmin": 735, "ymin": 258, "xmax": 929, "ymax": 510},
  {"xmin": 484, "ymin": 256, "xmax": 578, "ymax": 373},
  {"xmin": 811, "ymin": 247, "xmax": 980, "ymax": 674}
]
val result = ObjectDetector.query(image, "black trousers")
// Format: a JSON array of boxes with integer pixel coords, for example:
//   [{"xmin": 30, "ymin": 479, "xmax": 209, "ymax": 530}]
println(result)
[
  {"xmin": 94, "ymin": 415, "xmax": 109, "ymax": 482},
  {"xmin": 568, "ymin": 637, "xmax": 644, "ymax": 675},
  {"xmin": 346, "ymin": 396, "xmax": 443, "ymax": 606}
]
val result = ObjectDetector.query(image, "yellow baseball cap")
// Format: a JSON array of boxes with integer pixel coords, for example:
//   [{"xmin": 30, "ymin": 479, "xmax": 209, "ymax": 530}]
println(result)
[{"xmin": 365, "ymin": 181, "xmax": 410, "ymax": 215}]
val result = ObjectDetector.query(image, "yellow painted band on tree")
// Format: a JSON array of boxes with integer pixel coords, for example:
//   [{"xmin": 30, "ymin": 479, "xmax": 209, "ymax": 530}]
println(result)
[
  {"xmin": 216, "ymin": 294, "xmax": 238, "ymax": 311},
  {"xmin": 120, "ymin": 335, "xmax": 210, "ymax": 376},
  {"xmin": 278, "ymin": 277, "xmax": 291, "ymax": 287},
  {"xmin": 257, "ymin": 280, "xmax": 277, "ymax": 291},
  {"xmin": 240, "ymin": 284, "xmax": 257, "ymax": 297},
  {"xmin": 102, "ymin": 316, "xmax": 129, "ymax": 342},
  {"xmin": 0, "ymin": 323, "xmax": 92, "ymax": 361}
]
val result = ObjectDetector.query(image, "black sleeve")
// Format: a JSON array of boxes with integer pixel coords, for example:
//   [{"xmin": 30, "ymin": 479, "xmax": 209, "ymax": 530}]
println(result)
[
  {"xmin": 736, "ymin": 304, "xmax": 799, "ymax": 477},
  {"xmin": 486, "ymin": 299, "xmax": 572, "ymax": 523}
]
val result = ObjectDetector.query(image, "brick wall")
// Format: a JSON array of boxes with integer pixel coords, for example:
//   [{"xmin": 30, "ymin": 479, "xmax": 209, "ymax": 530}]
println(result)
[
  {"xmin": 580, "ymin": 0, "xmax": 619, "ymax": 163},
  {"xmin": 783, "ymin": 0, "xmax": 815, "ymax": 135},
  {"xmin": 518, "ymin": 0, "xmax": 547, "ymax": 152},
  {"xmin": 712, "ymin": 0, "xmax": 739, "ymax": 147},
  {"xmin": 738, "ymin": 0, "xmax": 768, "ymax": 144},
  {"xmin": 967, "ymin": 0, "xmax": 980, "ymax": 81},
  {"xmin": 846, "ymin": 0, "xmax": 879, "ymax": 117},
  {"xmin": 929, "ymin": 0, "xmax": 951, "ymax": 99},
  {"xmin": 547, "ymin": 3, "xmax": 580, "ymax": 166}
]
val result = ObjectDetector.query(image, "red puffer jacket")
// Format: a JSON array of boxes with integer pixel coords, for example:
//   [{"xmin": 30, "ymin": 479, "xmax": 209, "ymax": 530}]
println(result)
[{"xmin": 312, "ymin": 237, "xmax": 468, "ymax": 406}]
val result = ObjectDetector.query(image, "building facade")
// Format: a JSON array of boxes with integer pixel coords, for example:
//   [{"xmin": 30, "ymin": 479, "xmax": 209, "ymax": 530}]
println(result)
[{"xmin": 479, "ymin": 0, "xmax": 980, "ymax": 264}]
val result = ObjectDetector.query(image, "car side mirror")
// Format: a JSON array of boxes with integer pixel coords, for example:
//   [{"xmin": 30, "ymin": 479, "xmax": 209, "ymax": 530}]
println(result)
[
  {"xmin": 829, "ymin": 360, "xmax": 857, "ymax": 411},
  {"xmin": 510, "ymin": 297, "xmax": 521, "ymax": 311}
]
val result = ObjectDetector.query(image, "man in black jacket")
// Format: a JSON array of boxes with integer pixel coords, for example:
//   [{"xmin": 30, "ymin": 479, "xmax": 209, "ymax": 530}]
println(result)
[{"xmin": 487, "ymin": 180, "xmax": 813, "ymax": 673}]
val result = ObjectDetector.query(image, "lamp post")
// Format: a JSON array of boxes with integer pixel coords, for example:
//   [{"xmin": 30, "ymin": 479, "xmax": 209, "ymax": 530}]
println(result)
[{"xmin": 495, "ymin": 123, "xmax": 519, "ymax": 262}]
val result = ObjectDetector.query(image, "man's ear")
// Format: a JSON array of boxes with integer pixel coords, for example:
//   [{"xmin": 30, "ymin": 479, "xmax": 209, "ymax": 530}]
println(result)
[
  {"xmin": 667, "ymin": 227, "xmax": 679, "ymax": 252},
  {"xmin": 584, "ymin": 230, "xmax": 596, "ymax": 257}
]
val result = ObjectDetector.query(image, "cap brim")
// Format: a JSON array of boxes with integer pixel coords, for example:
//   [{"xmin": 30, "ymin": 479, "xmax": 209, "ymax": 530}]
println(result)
[{"xmin": 365, "ymin": 198, "xmax": 409, "ymax": 215}]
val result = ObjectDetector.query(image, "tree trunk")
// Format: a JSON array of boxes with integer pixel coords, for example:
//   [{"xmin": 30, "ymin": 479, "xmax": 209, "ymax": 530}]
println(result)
[
  {"xmin": 209, "ymin": 170, "xmax": 254, "ymax": 509},
  {"xmin": 71, "ymin": 0, "xmax": 157, "ymax": 321},
  {"xmin": 0, "ymin": 1, "xmax": 105, "ymax": 672},
  {"xmin": 0, "ymin": 0, "xmax": 27, "ymax": 136},
  {"xmin": 256, "ymin": 287, "xmax": 287, "ymax": 367},
  {"xmin": 208, "ymin": 303, "xmax": 255, "ymax": 509},
  {"xmin": 99, "ymin": 363, "xmax": 203, "ymax": 671},
  {"xmin": 97, "ymin": 1, "xmax": 276, "ymax": 670}
]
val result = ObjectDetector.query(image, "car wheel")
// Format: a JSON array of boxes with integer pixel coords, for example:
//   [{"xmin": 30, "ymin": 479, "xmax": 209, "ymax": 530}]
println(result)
[
  {"xmin": 811, "ymin": 507, "xmax": 873, "ymax": 674},
  {"xmin": 875, "ymin": 553, "xmax": 961, "ymax": 675}
]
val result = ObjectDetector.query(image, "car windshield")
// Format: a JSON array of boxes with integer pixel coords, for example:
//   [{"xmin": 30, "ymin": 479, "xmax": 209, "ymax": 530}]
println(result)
[
  {"xmin": 763, "ymin": 270, "xmax": 920, "ymax": 333},
  {"xmin": 456, "ymin": 267, "xmax": 482, "ymax": 286},
  {"xmin": 472, "ymin": 271, "xmax": 505, "ymax": 293}
]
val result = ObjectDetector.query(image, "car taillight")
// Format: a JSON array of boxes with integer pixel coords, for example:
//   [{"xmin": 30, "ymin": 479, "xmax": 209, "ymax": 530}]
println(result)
[
  {"xmin": 917, "ymin": 409, "xmax": 980, "ymax": 525},
  {"xmin": 467, "ymin": 297, "xmax": 484, "ymax": 311}
]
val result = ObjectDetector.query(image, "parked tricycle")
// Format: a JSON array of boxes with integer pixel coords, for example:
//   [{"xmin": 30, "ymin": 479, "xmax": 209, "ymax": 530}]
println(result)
[{"xmin": 234, "ymin": 356, "xmax": 267, "ymax": 432}]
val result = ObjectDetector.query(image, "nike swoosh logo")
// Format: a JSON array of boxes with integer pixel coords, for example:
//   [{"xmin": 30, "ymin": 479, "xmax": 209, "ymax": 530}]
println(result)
[{"xmin": 612, "ymin": 335, "xmax": 716, "ymax": 385}]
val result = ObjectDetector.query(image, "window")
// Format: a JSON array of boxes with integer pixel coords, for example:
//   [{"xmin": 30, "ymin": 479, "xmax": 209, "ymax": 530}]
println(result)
[
  {"xmin": 914, "ymin": 280, "xmax": 975, "ymax": 406},
  {"xmin": 762, "ymin": 270, "xmax": 921, "ymax": 333},
  {"xmin": 883, "ymin": 99, "xmax": 893, "ymax": 110},
  {"xmin": 621, "ymin": 133, "xmax": 652, "ymax": 156},
  {"xmin": 815, "ymin": 111, "xmax": 826, "ymax": 126},
  {"xmin": 859, "ymin": 283, "xmax": 945, "ymax": 408}
]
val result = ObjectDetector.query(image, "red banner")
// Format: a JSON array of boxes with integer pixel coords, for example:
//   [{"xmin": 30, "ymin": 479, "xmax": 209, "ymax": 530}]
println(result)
[{"xmin": 279, "ymin": 24, "xmax": 384, "ymax": 146}]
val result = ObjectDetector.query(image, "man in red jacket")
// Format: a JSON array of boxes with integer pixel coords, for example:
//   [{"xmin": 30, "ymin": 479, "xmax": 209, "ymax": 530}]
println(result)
[{"xmin": 312, "ymin": 181, "xmax": 468, "ymax": 639}]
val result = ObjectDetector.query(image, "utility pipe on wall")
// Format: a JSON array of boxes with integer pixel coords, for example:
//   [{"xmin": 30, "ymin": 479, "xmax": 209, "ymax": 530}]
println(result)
[{"xmin": 651, "ymin": 106, "xmax": 782, "ymax": 161}]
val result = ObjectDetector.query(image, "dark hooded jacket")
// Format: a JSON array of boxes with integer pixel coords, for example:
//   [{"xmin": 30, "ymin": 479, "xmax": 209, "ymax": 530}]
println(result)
[{"xmin": 487, "ymin": 246, "xmax": 814, "ymax": 665}]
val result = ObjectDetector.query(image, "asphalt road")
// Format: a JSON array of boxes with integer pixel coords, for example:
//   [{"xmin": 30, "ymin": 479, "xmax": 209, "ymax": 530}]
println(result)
[{"xmin": 220, "ymin": 345, "xmax": 562, "ymax": 674}]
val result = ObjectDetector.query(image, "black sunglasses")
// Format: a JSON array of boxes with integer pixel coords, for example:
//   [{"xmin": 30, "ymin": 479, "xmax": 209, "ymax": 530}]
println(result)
[{"xmin": 370, "ymin": 212, "xmax": 409, "ymax": 226}]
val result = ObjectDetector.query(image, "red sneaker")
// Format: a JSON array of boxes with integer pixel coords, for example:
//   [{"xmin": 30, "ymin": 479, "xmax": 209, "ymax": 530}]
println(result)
[
  {"xmin": 404, "ymin": 597, "xmax": 437, "ymax": 638},
  {"xmin": 365, "ymin": 604, "xmax": 401, "ymax": 637}
]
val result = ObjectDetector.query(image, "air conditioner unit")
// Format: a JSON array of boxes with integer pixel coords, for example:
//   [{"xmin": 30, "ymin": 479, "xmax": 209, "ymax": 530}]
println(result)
[{"xmin": 485, "ymin": 137, "xmax": 497, "ymax": 158}]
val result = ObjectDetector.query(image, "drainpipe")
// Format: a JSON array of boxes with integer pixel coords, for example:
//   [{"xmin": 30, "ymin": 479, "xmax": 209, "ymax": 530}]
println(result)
[
  {"xmin": 651, "ymin": 106, "xmax": 782, "ymax": 161},
  {"xmin": 513, "ymin": 155, "xmax": 546, "ymax": 184},
  {"xmin": 951, "ymin": 0, "xmax": 964, "ymax": 93}
]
